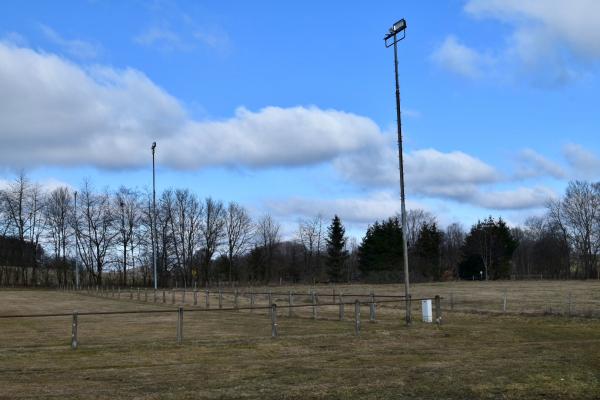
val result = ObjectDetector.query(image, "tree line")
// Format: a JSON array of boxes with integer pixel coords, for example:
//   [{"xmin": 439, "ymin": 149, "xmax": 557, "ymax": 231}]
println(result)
[{"xmin": 1, "ymin": 172, "xmax": 598, "ymax": 287}]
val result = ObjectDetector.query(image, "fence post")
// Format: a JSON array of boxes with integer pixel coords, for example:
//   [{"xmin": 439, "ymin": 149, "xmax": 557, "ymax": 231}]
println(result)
[
  {"xmin": 194, "ymin": 290, "xmax": 198, "ymax": 306},
  {"xmin": 163, "ymin": 290, "xmax": 166, "ymax": 303},
  {"xmin": 137, "ymin": 288, "xmax": 140, "ymax": 301},
  {"xmin": 205, "ymin": 289, "xmax": 210, "ymax": 309},
  {"xmin": 218, "ymin": 288, "xmax": 223, "ymax": 309},
  {"xmin": 144, "ymin": 288, "xmax": 148, "ymax": 302},
  {"xmin": 369, "ymin": 290, "xmax": 376, "ymax": 322},
  {"xmin": 271, "ymin": 303, "xmax": 278, "ymax": 338},
  {"xmin": 176, "ymin": 306, "xmax": 184, "ymax": 344},
  {"xmin": 567, "ymin": 292, "xmax": 572, "ymax": 317},
  {"xmin": 502, "ymin": 290, "xmax": 507, "ymax": 313},
  {"xmin": 268, "ymin": 289, "xmax": 272, "ymax": 308},
  {"xmin": 171, "ymin": 290, "xmax": 175, "ymax": 305},
  {"xmin": 354, "ymin": 300, "xmax": 360, "ymax": 336},
  {"xmin": 182, "ymin": 289, "xmax": 186, "ymax": 305},
  {"xmin": 332, "ymin": 287, "xmax": 336, "ymax": 304},
  {"xmin": 339, "ymin": 298, "xmax": 345, "ymax": 321},
  {"xmin": 450, "ymin": 292, "xmax": 454, "ymax": 311},
  {"xmin": 435, "ymin": 295, "xmax": 442, "ymax": 324},
  {"xmin": 154, "ymin": 289, "xmax": 157, "ymax": 303},
  {"xmin": 234, "ymin": 289, "xmax": 239, "ymax": 310},
  {"xmin": 112, "ymin": 286, "xmax": 114, "ymax": 297},
  {"xmin": 405, "ymin": 294, "xmax": 412, "ymax": 326},
  {"xmin": 118, "ymin": 287, "xmax": 121, "ymax": 299},
  {"xmin": 250, "ymin": 290, "xmax": 255, "ymax": 312},
  {"xmin": 312, "ymin": 291, "xmax": 317, "ymax": 320},
  {"xmin": 288, "ymin": 291, "xmax": 293, "ymax": 317},
  {"xmin": 71, "ymin": 311, "xmax": 78, "ymax": 350},
  {"xmin": 130, "ymin": 288, "xmax": 133, "ymax": 300}
]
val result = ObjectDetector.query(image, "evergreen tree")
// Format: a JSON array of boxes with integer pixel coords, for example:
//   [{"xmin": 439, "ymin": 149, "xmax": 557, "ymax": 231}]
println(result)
[
  {"xmin": 459, "ymin": 217, "xmax": 518, "ymax": 280},
  {"xmin": 325, "ymin": 215, "xmax": 348, "ymax": 282},
  {"xmin": 414, "ymin": 222, "xmax": 443, "ymax": 280},
  {"xmin": 358, "ymin": 217, "xmax": 404, "ymax": 281}
]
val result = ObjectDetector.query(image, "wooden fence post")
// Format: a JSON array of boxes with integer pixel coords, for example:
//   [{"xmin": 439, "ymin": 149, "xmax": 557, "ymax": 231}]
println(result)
[
  {"xmin": 288, "ymin": 291, "xmax": 293, "ymax": 317},
  {"xmin": 176, "ymin": 306, "xmax": 184, "ymax": 344},
  {"xmin": 182, "ymin": 289, "xmax": 186, "ymax": 305},
  {"xmin": 339, "ymin": 298, "xmax": 345, "ymax": 321},
  {"xmin": 205, "ymin": 289, "xmax": 210, "ymax": 309},
  {"xmin": 194, "ymin": 290, "xmax": 198, "ymax": 306},
  {"xmin": 71, "ymin": 311, "xmax": 78, "ymax": 350},
  {"xmin": 250, "ymin": 290, "xmax": 255, "ymax": 312},
  {"xmin": 271, "ymin": 303, "xmax": 278, "ymax": 338},
  {"xmin": 502, "ymin": 290, "xmax": 507, "ymax": 313},
  {"xmin": 450, "ymin": 292, "xmax": 454, "ymax": 311},
  {"xmin": 171, "ymin": 290, "xmax": 175, "ymax": 305},
  {"xmin": 163, "ymin": 290, "xmax": 166, "ymax": 303},
  {"xmin": 234, "ymin": 289, "xmax": 239, "ymax": 309},
  {"xmin": 218, "ymin": 288, "xmax": 223, "ymax": 309},
  {"xmin": 435, "ymin": 295, "xmax": 442, "ymax": 324},
  {"xmin": 144, "ymin": 288, "xmax": 148, "ymax": 302},
  {"xmin": 369, "ymin": 290, "xmax": 376, "ymax": 322},
  {"xmin": 567, "ymin": 292, "xmax": 572, "ymax": 317},
  {"xmin": 137, "ymin": 288, "xmax": 140, "ymax": 301},
  {"xmin": 312, "ymin": 291, "xmax": 317, "ymax": 320},
  {"xmin": 354, "ymin": 300, "xmax": 360, "ymax": 336},
  {"xmin": 130, "ymin": 288, "xmax": 133, "ymax": 300},
  {"xmin": 118, "ymin": 287, "xmax": 121, "ymax": 299}
]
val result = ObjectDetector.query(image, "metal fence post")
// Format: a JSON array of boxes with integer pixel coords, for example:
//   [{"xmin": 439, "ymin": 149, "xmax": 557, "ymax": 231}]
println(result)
[
  {"xmin": 354, "ymin": 300, "xmax": 360, "ymax": 336},
  {"xmin": 71, "ymin": 311, "xmax": 78, "ymax": 350},
  {"xmin": 435, "ymin": 295, "xmax": 442, "ymax": 324},
  {"xmin": 369, "ymin": 290, "xmax": 376, "ymax": 322},
  {"xmin": 271, "ymin": 303, "xmax": 278, "ymax": 338},
  {"xmin": 176, "ymin": 306, "xmax": 184, "ymax": 344},
  {"xmin": 502, "ymin": 290, "xmax": 507, "ymax": 313},
  {"xmin": 288, "ymin": 291, "xmax": 293, "ymax": 317}
]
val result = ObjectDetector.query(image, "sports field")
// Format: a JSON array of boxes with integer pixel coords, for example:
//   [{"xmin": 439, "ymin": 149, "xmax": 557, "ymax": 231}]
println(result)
[{"xmin": 1, "ymin": 282, "xmax": 599, "ymax": 399}]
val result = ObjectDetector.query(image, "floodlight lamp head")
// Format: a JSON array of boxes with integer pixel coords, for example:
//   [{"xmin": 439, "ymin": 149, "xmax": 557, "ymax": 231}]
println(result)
[
  {"xmin": 391, "ymin": 19, "xmax": 406, "ymax": 34},
  {"xmin": 151, "ymin": 142, "xmax": 156, "ymax": 150},
  {"xmin": 384, "ymin": 18, "xmax": 407, "ymax": 46}
]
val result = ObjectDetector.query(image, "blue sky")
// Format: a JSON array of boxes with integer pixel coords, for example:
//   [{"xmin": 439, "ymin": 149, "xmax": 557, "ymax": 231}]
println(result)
[{"xmin": 1, "ymin": 0, "xmax": 599, "ymax": 238}]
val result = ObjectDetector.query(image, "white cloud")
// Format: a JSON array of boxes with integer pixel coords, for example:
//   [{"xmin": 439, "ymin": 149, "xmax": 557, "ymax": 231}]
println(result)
[
  {"xmin": 266, "ymin": 191, "xmax": 425, "ymax": 225},
  {"xmin": 563, "ymin": 143, "xmax": 600, "ymax": 179},
  {"xmin": 40, "ymin": 25, "xmax": 99, "ymax": 59},
  {"xmin": 0, "ymin": 42, "xmax": 382, "ymax": 171},
  {"xmin": 515, "ymin": 149, "xmax": 566, "ymax": 179},
  {"xmin": 436, "ymin": 0, "xmax": 600, "ymax": 84},
  {"xmin": 431, "ymin": 36, "xmax": 494, "ymax": 79},
  {"xmin": 134, "ymin": 27, "xmax": 190, "ymax": 52},
  {"xmin": 474, "ymin": 186, "xmax": 556, "ymax": 210}
]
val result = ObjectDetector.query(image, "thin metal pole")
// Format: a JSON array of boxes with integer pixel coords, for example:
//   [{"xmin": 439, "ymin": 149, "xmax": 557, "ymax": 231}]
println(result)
[
  {"xmin": 354, "ymin": 300, "xmax": 361, "ymax": 336},
  {"xmin": 271, "ymin": 303, "xmax": 278, "ymax": 338},
  {"xmin": 74, "ymin": 191, "xmax": 79, "ymax": 290},
  {"xmin": 71, "ymin": 311, "xmax": 78, "ymax": 349},
  {"xmin": 393, "ymin": 36, "xmax": 411, "ymax": 325},
  {"xmin": 176, "ymin": 306, "xmax": 183, "ymax": 344},
  {"xmin": 152, "ymin": 143, "xmax": 158, "ymax": 290}
]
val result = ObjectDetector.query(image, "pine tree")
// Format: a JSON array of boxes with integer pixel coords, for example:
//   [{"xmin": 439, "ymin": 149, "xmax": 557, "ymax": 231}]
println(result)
[{"xmin": 326, "ymin": 215, "xmax": 348, "ymax": 282}]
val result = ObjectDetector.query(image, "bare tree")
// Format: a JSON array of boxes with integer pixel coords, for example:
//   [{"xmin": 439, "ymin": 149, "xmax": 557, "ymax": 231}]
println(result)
[
  {"xmin": 115, "ymin": 187, "xmax": 141, "ymax": 286},
  {"xmin": 256, "ymin": 213, "xmax": 281, "ymax": 283},
  {"xmin": 45, "ymin": 186, "xmax": 72, "ymax": 285},
  {"xmin": 199, "ymin": 197, "xmax": 225, "ymax": 285},
  {"xmin": 441, "ymin": 222, "xmax": 465, "ymax": 278},
  {"xmin": 224, "ymin": 202, "xmax": 253, "ymax": 283},
  {"xmin": 76, "ymin": 182, "xmax": 118, "ymax": 285},
  {"xmin": 405, "ymin": 209, "xmax": 436, "ymax": 248},
  {"xmin": 297, "ymin": 214, "xmax": 324, "ymax": 282}
]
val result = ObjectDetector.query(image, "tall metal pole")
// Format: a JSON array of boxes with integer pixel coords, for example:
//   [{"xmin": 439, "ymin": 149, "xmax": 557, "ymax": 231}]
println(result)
[
  {"xmin": 393, "ymin": 35, "xmax": 411, "ymax": 324},
  {"xmin": 152, "ymin": 142, "xmax": 158, "ymax": 290},
  {"xmin": 74, "ymin": 191, "xmax": 79, "ymax": 290}
]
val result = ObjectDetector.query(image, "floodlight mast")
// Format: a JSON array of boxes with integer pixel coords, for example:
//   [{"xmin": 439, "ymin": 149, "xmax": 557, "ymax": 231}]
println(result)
[
  {"xmin": 151, "ymin": 142, "xmax": 158, "ymax": 290},
  {"xmin": 384, "ymin": 18, "xmax": 411, "ymax": 325}
]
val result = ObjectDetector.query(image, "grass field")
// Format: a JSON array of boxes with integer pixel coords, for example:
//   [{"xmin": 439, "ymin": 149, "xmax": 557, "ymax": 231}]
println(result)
[{"xmin": 1, "ymin": 282, "xmax": 599, "ymax": 399}]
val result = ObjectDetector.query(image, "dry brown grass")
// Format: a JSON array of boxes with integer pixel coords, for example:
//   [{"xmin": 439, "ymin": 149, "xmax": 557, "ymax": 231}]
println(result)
[{"xmin": 1, "ymin": 282, "xmax": 599, "ymax": 399}]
